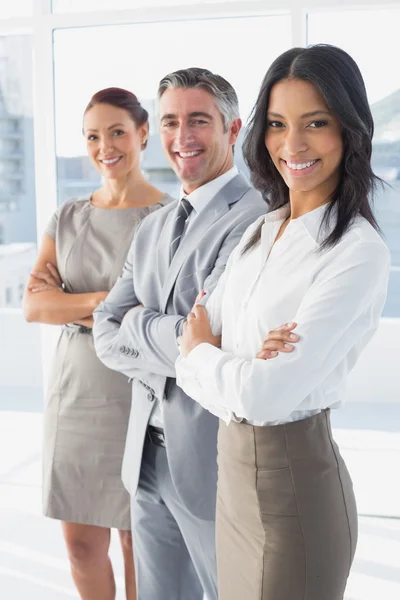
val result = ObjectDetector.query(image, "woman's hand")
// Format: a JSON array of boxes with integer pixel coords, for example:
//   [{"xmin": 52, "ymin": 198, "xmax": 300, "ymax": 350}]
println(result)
[
  {"xmin": 178, "ymin": 305, "xmax": 221, "ymax": 358},
  {"xmin": 28, "ymin": 263, "xmax": 64, "ymax": 293},
  {"xmin": 256, "ymin": 322, "xmax": 299, "ymax": 359}
]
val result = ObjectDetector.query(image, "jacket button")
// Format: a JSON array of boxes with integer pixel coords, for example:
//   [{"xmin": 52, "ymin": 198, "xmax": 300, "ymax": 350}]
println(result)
[
  {"xmin": 133, "ymin": 350, "xmax": 139, "ymax": 358},
  {"xmin": 147, "ymin": 393, "xmax": 155, "ymax": 402},
  {"xmin": 119, "ymin": 345, "xmax": 126, "ymax": 353}
]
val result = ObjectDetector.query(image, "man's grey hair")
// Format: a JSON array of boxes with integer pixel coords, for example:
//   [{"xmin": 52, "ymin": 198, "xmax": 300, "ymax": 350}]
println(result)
[{"xmin": 157, "ymin": 67, "xmax": 240, "ymax": 132}]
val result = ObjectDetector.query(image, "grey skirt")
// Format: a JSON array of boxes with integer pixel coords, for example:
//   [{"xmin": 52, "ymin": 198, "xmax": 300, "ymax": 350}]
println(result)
[{"xmin": 216, "ymin": 409, "xmax": 358, "ymax": 600}]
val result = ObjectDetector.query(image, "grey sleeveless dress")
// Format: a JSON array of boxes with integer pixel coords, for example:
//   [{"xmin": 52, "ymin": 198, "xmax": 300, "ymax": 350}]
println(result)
[{"xmin": 42, "ymin": 195, "xmax": 170, "ymax": 529}]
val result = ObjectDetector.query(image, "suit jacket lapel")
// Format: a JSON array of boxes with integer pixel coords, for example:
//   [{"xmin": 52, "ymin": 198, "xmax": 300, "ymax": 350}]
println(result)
[{"xmin": 160, "ymin": 173, "xmax": 251, "ymax": 312}]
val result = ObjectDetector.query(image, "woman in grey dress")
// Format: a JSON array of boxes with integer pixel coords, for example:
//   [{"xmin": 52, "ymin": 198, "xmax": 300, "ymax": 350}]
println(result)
[{"xmin": 23, "ymin": 88, "xmax": 171, "ymax": 600}]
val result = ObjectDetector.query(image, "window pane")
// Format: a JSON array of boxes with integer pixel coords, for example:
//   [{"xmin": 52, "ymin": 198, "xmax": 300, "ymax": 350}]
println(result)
[
  {"xmin": 0, "ymin": 1, "xmax": 32, "ymax": 19},
  {"xmin": 53, "ymin": 0, "xmax": 239, "ymax": 13},
  {"xmin": 0, "ymin": 35, "xmax": 42, "ymax": 411},
  {"xmin": 53, "ymin": 15, "xmax": 291, "ymax": 203},
  {"xmin": 307, "ymin": 8, "xmax": 400, "ymax": 319}
]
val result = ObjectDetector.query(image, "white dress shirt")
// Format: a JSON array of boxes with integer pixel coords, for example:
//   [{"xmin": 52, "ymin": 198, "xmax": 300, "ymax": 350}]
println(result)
[
  {"xmin": 181, "ymin": 165, "xmax": 238, "ymax": 233},
  {"xmin": 176, "ymin": 203, "xmax": 391, "ymax": 426},
  {"xmin": 148, "ymin": 166, "xmax": 238, "ymax": 429}
]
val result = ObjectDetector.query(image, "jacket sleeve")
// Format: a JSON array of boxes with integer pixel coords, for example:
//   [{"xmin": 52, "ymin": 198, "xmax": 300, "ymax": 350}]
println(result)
[{"xmin": 112, "ymin": 218, "xmax": 262, "ymax": 378}]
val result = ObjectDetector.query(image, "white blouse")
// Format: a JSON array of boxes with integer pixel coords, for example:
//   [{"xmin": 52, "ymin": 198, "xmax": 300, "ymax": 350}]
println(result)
[{"xmin": 175, "ymin": 204, "xmax": 390, "ymax": 426}]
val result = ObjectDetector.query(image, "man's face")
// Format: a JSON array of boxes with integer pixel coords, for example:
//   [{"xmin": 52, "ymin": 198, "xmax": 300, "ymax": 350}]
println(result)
[{"xmin": 159, "ymin": 87, "xmax": 241, "ymax": 193}]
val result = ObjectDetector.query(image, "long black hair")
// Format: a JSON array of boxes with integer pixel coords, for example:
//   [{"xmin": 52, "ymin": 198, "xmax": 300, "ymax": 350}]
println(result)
[{"xmin": 242, "ymin": 44, "xmax": 381, "ymax": 253}]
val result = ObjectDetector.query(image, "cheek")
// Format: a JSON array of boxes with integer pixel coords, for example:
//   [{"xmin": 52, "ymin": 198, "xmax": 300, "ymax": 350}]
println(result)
[
  {"xmin": 160, "ymin": 132, "xmax": 173, "ymax": 153},
  {"xmin": 264, "ymin": 133, "xmax": 279, "ymax": 160},
  {"xmin": 319, "ymin": 132, "xmax": 343, "ymax": 161},
  {"xmin": 87, "ymin": 146, "xmax": 98, "ymax": 163}
]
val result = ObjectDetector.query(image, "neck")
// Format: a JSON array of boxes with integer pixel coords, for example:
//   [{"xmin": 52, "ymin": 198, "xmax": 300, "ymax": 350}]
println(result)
[
  {"xmin": 183, "ymin": 160, "xmax": 234, "ymax": 195},
  {"xmin": 99, "ymin": 171, "xmax": 150, "ymax": 208},
  {"xmin": 288, "ymin": 184, "xmax": 336, "ymax": 220}
]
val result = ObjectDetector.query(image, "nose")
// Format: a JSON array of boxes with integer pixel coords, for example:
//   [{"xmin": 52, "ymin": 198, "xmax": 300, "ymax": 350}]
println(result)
[
  {"xmin": 176, "ymin": 123, "xmax": 195, "ymax": 148},
  {"xmin": 283, "ymin": 126, "xmax": 308, "ymax": 156},
  {"xmin": 99, "ymin": 135, "xmax": 114, "ymax": 155}
]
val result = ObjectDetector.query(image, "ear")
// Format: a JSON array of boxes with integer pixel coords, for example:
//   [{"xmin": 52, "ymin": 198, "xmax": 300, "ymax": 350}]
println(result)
[
  {"xmin": 139, "ymin": 123, "xmax": 149, "ymax": 150},
  {"xmin": 228, "ymin": 118, "xmax": 242, "ymax": 145}
]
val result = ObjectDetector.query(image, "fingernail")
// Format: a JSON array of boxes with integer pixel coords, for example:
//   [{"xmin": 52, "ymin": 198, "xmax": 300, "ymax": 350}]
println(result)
[
  {"xmin": 289, "ymin": 334, "xmax": 298, "ymax": 340},
  {"xmin": 270, "ymin": 351, "xmax": 278, "ymax": 357},
  {"xmin": 284, "ymin": 343, "xmax": 293, "ymax": 349}
]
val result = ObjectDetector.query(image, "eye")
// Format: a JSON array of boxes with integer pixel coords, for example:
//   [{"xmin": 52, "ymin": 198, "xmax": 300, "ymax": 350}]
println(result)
[
  {"xmin": 267, "ymin": 121, "xmax": 284, "ymax": 128},
  {"xmin": 192, "ymin": 119, "xmax": 207, "ymax": 125},
  {"xmin": 308, "ymin": 120, "xmax": 328, "ymax": 128},
  {"xmin": 162, "ymin": 121, "xmax": 176, "ymax": 128},
  {"xmin": 87, "ymin": 134, "xmax": 97, "ymax": 141},
  {"xmin": 112, "ymin": 129, "xmax": 124, "ymax": 136}
]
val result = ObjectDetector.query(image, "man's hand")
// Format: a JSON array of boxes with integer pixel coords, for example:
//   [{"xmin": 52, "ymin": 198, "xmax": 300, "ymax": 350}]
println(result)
[
  {"xmin": 256, "ymin": 322, "xmax": 299, "ymax": 360},
  {"xmin": 28, "ymin": 263, "xmax": 64, "ymax": 293},
  {"xmin": 178, "ymin": 305, "xmax": 221, "ymax": 358}
]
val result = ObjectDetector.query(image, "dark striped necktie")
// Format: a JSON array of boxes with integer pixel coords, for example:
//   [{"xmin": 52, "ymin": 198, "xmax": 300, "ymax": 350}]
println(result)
[{"xmin": 170, "ymin": 198, "xmax": 193, "ymax": 261}]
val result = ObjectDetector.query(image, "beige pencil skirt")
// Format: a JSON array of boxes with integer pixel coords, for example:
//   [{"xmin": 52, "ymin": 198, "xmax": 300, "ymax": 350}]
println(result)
[{"xmin": 216, "ymin": 410, "xmax": 358, "ymax": 600}]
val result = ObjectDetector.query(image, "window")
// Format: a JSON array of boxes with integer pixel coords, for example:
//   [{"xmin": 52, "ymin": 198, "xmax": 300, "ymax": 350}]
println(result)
[
  {"xmin": 53, "ymin": 14, "xmax": 291, "ymax": 203},
  {"xmin": 0, "ymin": 35, "xmax": 42, "ymax": 418},
  {"xmin": 5, "ymin": 286, "xmax": 13, "ymax": 305}
]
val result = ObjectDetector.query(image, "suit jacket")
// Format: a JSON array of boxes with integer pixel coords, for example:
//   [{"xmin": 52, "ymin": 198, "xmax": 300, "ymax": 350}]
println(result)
[{"xmin": 93, "ymin": 173, "xmax": 266, "ymax": 520}]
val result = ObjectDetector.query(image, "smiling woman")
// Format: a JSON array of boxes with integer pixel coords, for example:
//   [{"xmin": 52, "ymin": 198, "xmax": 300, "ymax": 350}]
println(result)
[
  {"xmin": 175, "ymin": 44, "xmax": 390, "ymax": 600},
  {"xmin": 23, "ymin": 86, "xmax": 171, "ymax": 600}
]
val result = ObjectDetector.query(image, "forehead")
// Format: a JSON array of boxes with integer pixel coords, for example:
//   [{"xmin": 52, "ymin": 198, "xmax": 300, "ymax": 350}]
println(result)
[
  {"xmin": 83, "ymin": 103, "xmax": 134, "ymax": 128},
  {"xmin": 268, "ymin": 78, "xmax": 330, "ymax": 114},
  {"xmin": 159, "ymin": 87, "xmax": 220, "ymax": 118}
]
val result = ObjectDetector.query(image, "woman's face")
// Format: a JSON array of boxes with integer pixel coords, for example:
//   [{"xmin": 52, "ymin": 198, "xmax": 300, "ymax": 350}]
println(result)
[
  {"xmin": 83, "ymin": 103, "xmax": 147, "ymax": 180},
  {"xmin": 265, "ymin": 78, "xmax": 343, "ymax": 201}
]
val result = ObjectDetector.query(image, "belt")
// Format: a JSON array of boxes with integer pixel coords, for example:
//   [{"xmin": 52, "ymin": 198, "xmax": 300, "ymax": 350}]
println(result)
[
  {"xmin": 62, "ymin": 324, "xmax": 92, "ymax": 335},
  {"xmin": 147, "ymin": 425, "xmax": 166, "ymax": 448}
]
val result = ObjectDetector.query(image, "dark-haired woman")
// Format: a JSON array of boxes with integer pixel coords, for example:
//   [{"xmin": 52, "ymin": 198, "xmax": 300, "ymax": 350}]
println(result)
[
  {"xmin": 175, "ymin": 45, "xmax": 390, "ymax": 600},
  {"xmin": 24, "ymin": 88, "xmax": 171, "ymax": 600}
]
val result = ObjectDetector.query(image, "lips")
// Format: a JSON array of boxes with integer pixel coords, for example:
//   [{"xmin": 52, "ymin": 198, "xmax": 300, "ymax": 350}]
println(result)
[
  {"xmin": 100, "ymin": 156, "xmax": 123, "ymax": 166},
  {"xmin": 284, "ymin": 159, "xmax": 319, "ymax": 171},
  {"xmin": 175, "ymin": 150, "xmax": 203, "ymax": 159}
]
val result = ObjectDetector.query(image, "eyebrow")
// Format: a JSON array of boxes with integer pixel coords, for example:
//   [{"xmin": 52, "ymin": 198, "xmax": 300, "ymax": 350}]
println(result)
[
  {"xmin": 267, "ymin": 110, "xmax": 331, "ymax": 119},
  {"xmin": 161, "ymin": 111, "xmax": 213, "ymax": 121},
  {"xmin": 86, "ymin": 123, "xmax": 125, "ymax": 132}
]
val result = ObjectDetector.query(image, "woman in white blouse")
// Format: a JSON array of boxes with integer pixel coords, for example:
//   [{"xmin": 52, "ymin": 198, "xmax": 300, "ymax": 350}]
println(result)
[{"xmin": 176, "ymin": 45, "xmax": 390, "ymax": 600}]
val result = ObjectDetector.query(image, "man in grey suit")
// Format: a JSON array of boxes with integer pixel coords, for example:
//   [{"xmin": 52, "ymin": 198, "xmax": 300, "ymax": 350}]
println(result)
[{"xmin": 93, "ymin": 68, "xmax": 266, "ymax": 600}]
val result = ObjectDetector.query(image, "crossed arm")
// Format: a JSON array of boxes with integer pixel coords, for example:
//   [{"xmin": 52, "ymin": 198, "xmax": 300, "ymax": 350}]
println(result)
[{"xmin": 23, "ymin": 234, "xmax": 108, "ymax": 326}]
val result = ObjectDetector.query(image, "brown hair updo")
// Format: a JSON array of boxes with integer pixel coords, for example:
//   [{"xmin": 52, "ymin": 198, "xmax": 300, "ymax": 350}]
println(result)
[{"xmin": 84, "ymin": 87, "xmax": 149, "ymax": 148}]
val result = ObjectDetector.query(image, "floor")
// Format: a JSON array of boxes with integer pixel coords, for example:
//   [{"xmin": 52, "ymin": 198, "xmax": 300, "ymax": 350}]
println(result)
[{"xmin": 0, "ymin": 407, "xmax": 399, "ymax": 600}]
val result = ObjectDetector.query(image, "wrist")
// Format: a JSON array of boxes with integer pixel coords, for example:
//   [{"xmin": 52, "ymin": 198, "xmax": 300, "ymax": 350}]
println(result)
[{"xmin": 91, "ymin": 291, "xmax": 106, "ymax": 311}]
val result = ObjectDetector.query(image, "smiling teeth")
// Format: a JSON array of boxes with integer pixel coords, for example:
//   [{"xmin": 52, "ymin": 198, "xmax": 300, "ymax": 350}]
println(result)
[
  {"xmin": 179, "ymin": 151, "xmax": 201, "ymax": 158},
  {"xmin": 102, "ymin": 157, "xmax": 121, "ymax": 165},
  {"xmin": 287, "ymin": 159, "xmax": 318, "ymax": 170}
]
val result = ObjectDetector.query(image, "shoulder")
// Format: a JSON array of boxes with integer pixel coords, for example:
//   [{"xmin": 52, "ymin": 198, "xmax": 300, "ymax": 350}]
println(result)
[
  {"xmin": 56, "ymin": 196, "xmax": 91, "ymax": 220},
  {"xmin": 135, "ymin": 195, "xmax": 178, "ymax": 233},
  {"xmin": 158, "ymin": 192, "xmax": 176, "ymax": 207},
  {"xmin": 317, "ymin": 217, "xmax": 391, "ymax": 284},
  {"xmin": 341, "ymin": 216, "xmax": 390, "ymax": 263}
]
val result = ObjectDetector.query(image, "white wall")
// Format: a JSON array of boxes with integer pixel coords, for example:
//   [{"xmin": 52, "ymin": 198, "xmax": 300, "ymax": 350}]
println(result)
[{"xmin": 345, "ymin": 318, "xmax": 400, "ymax": 404}]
